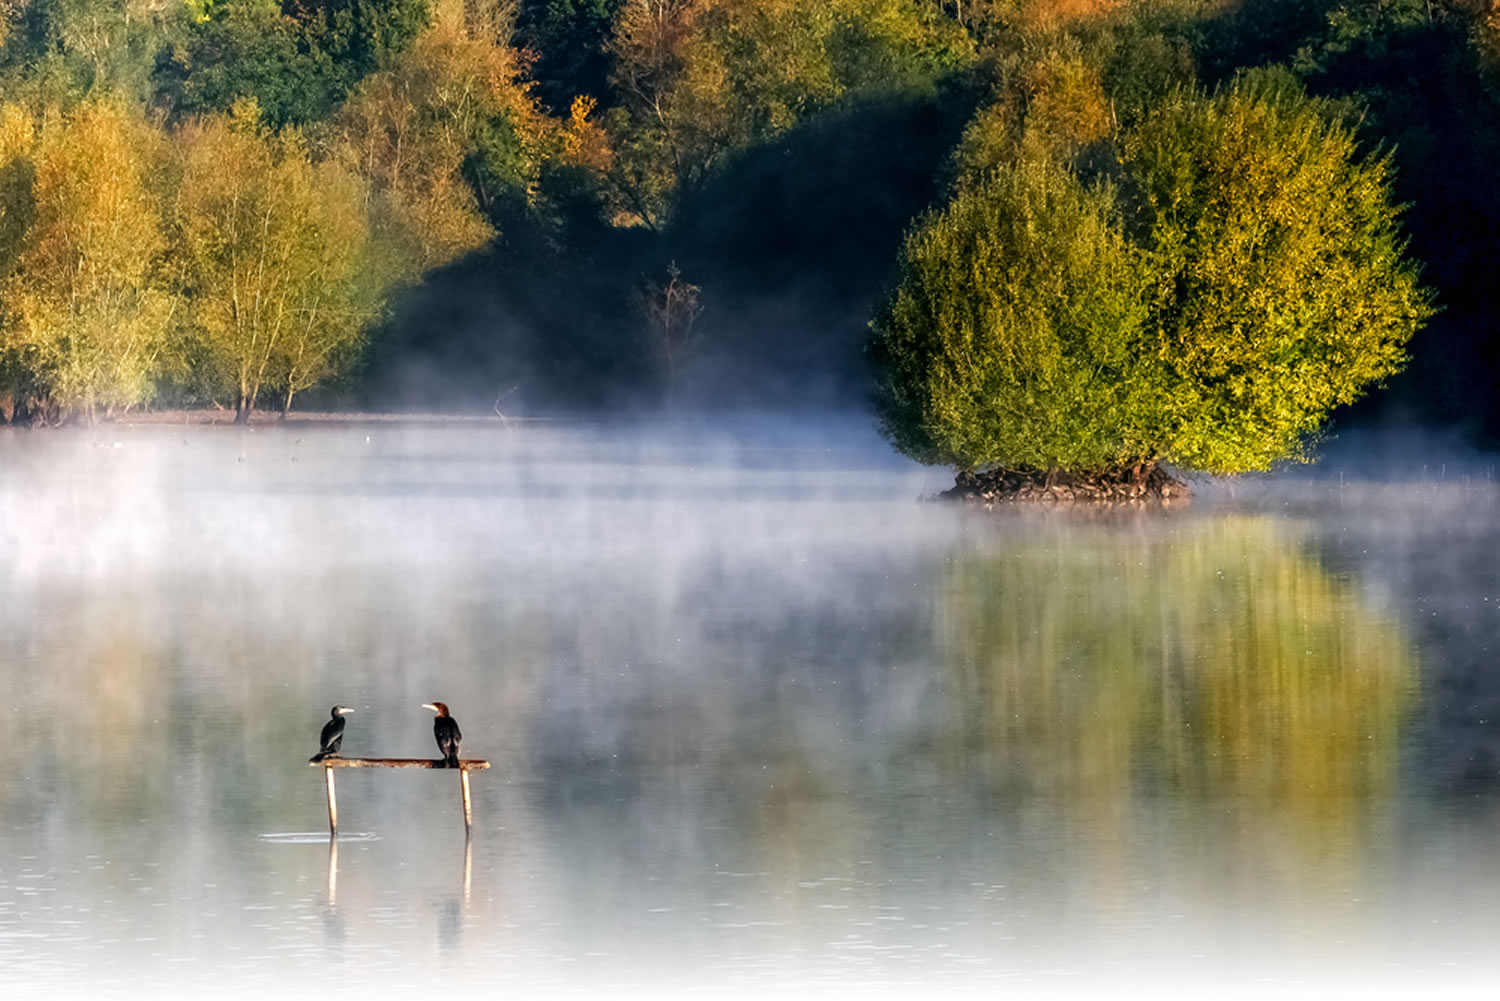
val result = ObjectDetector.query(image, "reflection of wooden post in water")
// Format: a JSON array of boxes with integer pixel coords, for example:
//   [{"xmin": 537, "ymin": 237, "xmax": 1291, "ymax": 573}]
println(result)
[
  {"xmin": 462, "ymin": 834, "xmax": 472, "ymax": 908},
  {"xmin": 310, "ymin": 758, "xmax": 491, "ymax": 836},
  {"xmin": 327, "ymin": 835, "xmax": 339, "ymax": 907}
]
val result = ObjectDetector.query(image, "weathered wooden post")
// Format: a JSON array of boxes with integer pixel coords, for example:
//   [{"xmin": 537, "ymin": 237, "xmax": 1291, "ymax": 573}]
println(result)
[{"xmin": 324, "ymin": 764, "xmax": 339, "ymax": 835}]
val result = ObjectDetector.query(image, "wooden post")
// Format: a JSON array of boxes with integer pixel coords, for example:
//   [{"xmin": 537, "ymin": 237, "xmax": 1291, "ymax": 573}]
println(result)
[
  {"xmin": 460, "ymin": 766, "xmax": 473, "ymax": 834},
  {"xmin": 310, "ymin": 758, "xmax": 490, "ymax": 834},
  {"xmin": 324, "ymin": 764, "xmax": 338, "ymax": 836}
]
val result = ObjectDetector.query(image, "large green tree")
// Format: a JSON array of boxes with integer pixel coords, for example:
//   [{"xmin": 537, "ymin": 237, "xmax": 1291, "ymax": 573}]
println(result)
[
  {"xmin": 871, "ymin": 156, "xmax": 1155, "ymax": 471},
  {"xmin": 150, "ymin": 0, "xmax": 431, "ymax": 127},
  {"xmin": 1125, "ymin": 73, "xmax": 1432, "ymax": 472},
  {"xmin": 871, "ymin": 74, "xmax": 1432, "ymax": 477},
  {"xmin": 152, "ymin": 2, "xmax": 335, "ymax": 127}
]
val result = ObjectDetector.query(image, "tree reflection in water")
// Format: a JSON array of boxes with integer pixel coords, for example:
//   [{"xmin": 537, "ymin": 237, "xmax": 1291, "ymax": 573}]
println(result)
[{"xmin": 936, "ymin": 513, "xmax": 1415, "ymax": 931}]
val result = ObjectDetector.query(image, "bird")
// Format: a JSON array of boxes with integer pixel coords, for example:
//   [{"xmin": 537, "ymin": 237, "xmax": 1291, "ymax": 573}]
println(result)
[
  {"xmin": 422, "ymin": 702, "xmax": 462, "ymax": 767},
  {"xmin": 310, "ymin": 705, "xmax": 355, "ymax": 763}
]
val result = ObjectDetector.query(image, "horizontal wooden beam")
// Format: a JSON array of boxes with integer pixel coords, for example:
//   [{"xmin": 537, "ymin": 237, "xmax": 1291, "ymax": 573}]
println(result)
[{"xmin": 311, "ymin": 757, "xmax": 490, "ymax": 770}]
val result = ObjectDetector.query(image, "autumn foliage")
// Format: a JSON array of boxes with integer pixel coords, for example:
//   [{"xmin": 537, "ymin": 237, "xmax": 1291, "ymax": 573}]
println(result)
[
  {"xmin": 0, "ymin": 0, "xmax": 596, "ymax": 423},
  {"xmin": 0, "ymin": 0, "xmax": 1496, "ymax": 439}
]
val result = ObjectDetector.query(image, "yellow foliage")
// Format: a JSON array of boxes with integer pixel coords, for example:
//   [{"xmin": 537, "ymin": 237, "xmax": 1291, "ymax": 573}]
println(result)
[
  {"xmin": 563, "ymin": 95, "xmax": 614, "ymax": 172},
  {"xmin": 1011, "ymin": 0, "xmax": 1128, "ymax": 30},
  {"xmin": 1021, "ymin": 47, "xmax": 1112, "ymax": 151},
  {"xmin": 0, "ymin": 100, "xmax": 173, "ymax": 419},
  {"xmin": 173, "ymin": 107, "xmax": 374, "ymax": 416},
  {"xmin": 0, "ymin": 103, "xmax": 30, "ymax": 163},
  {"xmin": 950, "ymin": 40, "xmax": 1113, "ymax": 191},
  {"xmin": 334, "ymin": 15, "xmax": 543, "ymax": 275},
  {"xmin": 1478, "ymin": 8, "xmax": 1500, "ymax": 71}
]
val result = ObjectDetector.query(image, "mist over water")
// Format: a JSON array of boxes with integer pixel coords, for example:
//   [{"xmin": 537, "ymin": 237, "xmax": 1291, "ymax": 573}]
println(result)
[{"xmin": 4, "ymin": 421, "xmax": 1500, "ymax": 997}]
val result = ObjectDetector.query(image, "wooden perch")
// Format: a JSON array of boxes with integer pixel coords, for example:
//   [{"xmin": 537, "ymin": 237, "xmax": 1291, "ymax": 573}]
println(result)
[
  {"xmin": 312, "ymin": 757, "xmax": 489, "ymax": 836},
  {"xmin": 311, "ymin": 757, "xmax": 490, "ymax": 770}
]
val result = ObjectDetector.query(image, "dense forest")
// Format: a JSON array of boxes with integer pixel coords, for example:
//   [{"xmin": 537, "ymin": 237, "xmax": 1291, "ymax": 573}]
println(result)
[{"xmin": 0, "ymin": 0, "xmax": 1498, "ymax": 434}]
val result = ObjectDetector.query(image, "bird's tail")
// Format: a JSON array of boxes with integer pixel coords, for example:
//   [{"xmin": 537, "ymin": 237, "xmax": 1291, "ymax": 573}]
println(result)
[
  {"xmin": 310, "ymin": 751, "xmax": 329, "ymax": 763},
  {"xmin": 445, "ymin": 753, "xmax": 460, "ymax": 768}
]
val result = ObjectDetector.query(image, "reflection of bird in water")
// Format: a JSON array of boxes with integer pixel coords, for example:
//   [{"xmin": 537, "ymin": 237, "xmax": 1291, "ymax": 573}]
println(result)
[
  {"xmin": 423, "ymin": 702, "xmax": 462, "ymax": 767},
  {"xmin": 310, "ymin": 706, "xmax": 354, "ymax": 762},
  {"xmin": 438, "ymin": 837, "xmax": 472, "ymax": 951}
]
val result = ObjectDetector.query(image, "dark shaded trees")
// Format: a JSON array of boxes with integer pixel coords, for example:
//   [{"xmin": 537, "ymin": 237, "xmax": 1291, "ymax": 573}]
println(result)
[
  {"xmin": 152, "ymin": 3, "xmax": 336, "ymax": 127},
  {"xmin": 604, "ymin": 0, "xmax": 973, "ymax": 229},
  {"xmin": 516, "ymin": 0, "xmax": 625, "ymax": 112},
  {"xmin": 151, "ymin": 0, "xmax": 431, "ymax": 127}
]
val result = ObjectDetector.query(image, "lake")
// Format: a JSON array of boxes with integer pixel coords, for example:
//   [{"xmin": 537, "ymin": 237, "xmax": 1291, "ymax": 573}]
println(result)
[{"xmin": 3, "ymin": 420, "xmax": 1499, "ymax": 997}]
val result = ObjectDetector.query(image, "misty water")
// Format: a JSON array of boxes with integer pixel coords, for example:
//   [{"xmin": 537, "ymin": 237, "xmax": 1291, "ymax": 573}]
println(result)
[{"xmin": 4, "ymin": 421, "xmax": 1500, "ymax": 997}]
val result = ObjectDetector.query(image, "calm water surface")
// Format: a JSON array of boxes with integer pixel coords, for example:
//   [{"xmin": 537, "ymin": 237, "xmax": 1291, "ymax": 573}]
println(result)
[{"xmin": 3, "ymin": 422, "xmax": 1500, "ymax": 997}]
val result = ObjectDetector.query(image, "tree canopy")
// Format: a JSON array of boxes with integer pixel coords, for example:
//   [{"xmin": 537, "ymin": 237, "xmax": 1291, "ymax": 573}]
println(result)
[
  {"xmin": 1126, "ymin": 73, "xmax": 1431, "ymax": 472},
  {"xmin": 173, "ymin": 101, "xmax": 374, "ymax": 420},
  {"xmin": 871, "ymin": 73, "xmax": 1433, "ymax": 476},
  {"xmin": 872, "ymin": 156, "xmax": 1154, "ymax": 471}
]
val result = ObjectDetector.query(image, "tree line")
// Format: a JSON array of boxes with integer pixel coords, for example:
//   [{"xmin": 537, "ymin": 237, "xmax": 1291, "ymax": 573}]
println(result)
[{"xmin": 1, "ymin": 0, "xmax": 1498, "ymax": 451}]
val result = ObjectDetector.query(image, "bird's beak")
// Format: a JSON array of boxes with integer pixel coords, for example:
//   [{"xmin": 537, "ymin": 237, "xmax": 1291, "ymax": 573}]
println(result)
[
  {"xmin": 421, "ymin": 703, "xmax": 437, "ymax": 711},
  {"xmin": 341, "ymin": 708, "xmax": 355, "ymax": 714}
]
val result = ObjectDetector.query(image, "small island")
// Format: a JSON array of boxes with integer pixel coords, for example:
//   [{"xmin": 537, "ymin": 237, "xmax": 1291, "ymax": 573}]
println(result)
[
  {"xmin": 942, "ymin": 464, "xmax": 1190, "ymax": 506},
  {"xmin": 868, "ymin": 72, "xmax": 1432, "ymax": 504}
]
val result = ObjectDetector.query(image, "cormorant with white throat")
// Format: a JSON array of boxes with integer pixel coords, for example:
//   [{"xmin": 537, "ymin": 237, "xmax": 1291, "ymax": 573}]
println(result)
[{"xmin": 423, "ymin": 702, "xmax": 462, "ymax": 767}]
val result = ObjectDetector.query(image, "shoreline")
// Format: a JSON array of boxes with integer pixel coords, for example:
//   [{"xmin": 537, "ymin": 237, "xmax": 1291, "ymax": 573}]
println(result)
[{"xmin": 0, "ymin": 408, "xmax": 579, "ymax": 429}]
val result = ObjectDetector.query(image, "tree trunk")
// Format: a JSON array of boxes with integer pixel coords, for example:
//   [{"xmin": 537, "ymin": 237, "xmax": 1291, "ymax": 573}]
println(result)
[
  {"xmin": 235, "ymin": 395, "xmax": 251, "ymax": 425},
  {"xmin": 281, "ymin": 386, "xmax": 295, "ymax": 420}
]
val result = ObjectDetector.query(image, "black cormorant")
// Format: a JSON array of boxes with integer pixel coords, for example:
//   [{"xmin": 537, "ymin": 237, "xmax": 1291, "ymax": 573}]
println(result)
[
  {"xmin": 422, "ymin": 702, "xmax": 462, "ymax": 767},
  {"xmin": 310, "ymin": 705, "xmax": 354, "ymax": 762}
]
